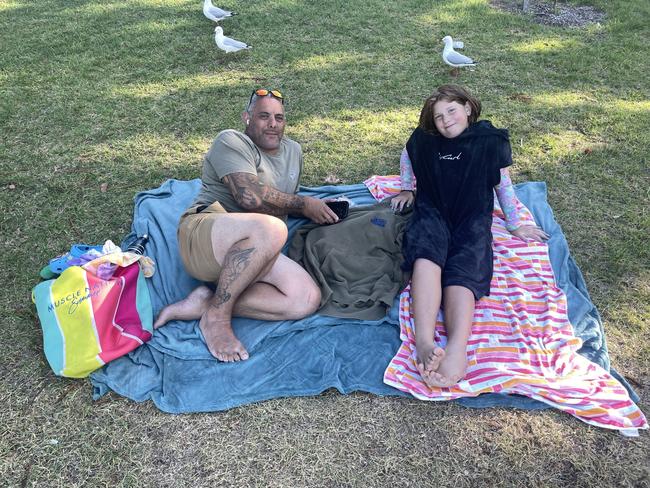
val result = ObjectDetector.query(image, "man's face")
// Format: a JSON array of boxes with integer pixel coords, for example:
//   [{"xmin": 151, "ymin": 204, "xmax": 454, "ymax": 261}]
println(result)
[{"xmin": 244, "ymin": 96, "xmax": 286, "ymax": 154}]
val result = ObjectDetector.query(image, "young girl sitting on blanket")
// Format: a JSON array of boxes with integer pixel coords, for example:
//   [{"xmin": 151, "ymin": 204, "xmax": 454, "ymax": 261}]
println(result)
[{"xmin": 390, "ymin": 84, "xmax": 548, "ymax": 388}]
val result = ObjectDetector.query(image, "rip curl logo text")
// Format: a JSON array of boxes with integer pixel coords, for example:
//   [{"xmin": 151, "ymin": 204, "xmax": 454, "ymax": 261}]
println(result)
[{"xmin": 439, "ymin": 152, "xmax": 462, "ymax": 160}]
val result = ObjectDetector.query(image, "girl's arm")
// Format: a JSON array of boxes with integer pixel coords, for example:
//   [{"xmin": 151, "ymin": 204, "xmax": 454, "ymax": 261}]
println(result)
[
  {"xmin": 391, "ymin": 147, "xmax": 415, "ymax": 211},
  {"xmin": 495, "ymin": 168, "xmax": 521, "ymax": 231},
  {"xmin": 400, "ymin": 147, "xmax": 416, "ymax": 191},
  {"xmin": 495, "ymin": 168, "xmax": 549, "ymax": 242}
]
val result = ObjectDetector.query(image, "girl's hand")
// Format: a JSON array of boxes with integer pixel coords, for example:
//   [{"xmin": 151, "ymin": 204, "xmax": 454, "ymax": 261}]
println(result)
[
  {"xmin": 510, "ymin": 225, "xmax": 549, "ymax": 243},
  {"xmin": 390, "ymin": 190, "xmax": 414, "ymax": 213}
]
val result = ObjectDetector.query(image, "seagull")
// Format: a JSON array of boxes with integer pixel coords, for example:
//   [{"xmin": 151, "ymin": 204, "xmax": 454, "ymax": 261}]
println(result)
[
  {"xmin": 441, "ymin": 35, "xmax": 476, "ymax": 75},
  {"xmin": 214, "ymin": 26, "xmax": 252, "ymax": 53},
  {"xmin": 203, "ymin": 0, "xmax": 236, "ymax": 23}
]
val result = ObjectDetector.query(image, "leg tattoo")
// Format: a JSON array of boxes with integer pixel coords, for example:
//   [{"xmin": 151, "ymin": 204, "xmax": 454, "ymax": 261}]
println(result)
[{"xmin": 211, "ymin": 245, "xmax": 256, "ymax": 309}]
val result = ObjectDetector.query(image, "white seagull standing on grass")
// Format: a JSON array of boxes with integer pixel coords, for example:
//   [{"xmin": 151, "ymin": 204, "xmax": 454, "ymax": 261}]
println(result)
[
  {"xmin": 214, "ymin": 26, "xmax": 252, "ymax": 53},
  {"xmin": 203, "ymin": 0, "xmax": 236, "ymax": 22},
  {"xmin": 441, "ymin": 35, "xmax": 476, "ymax": 75}
]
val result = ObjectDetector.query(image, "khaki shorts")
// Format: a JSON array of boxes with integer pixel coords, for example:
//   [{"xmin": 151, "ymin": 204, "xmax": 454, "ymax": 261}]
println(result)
[{"xmin": 177, "ymin": 201, "xmax": 227, "ymax": 282}]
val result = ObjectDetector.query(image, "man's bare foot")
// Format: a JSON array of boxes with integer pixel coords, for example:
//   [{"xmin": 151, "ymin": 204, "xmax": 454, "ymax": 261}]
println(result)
[
  {"xmin": 415, "ymin": 343, "xmax": 445, "ymax": 378},
  {"xmin": 154, "ymin": 285, "xmax": 214, "ymax": 329},
  {"xmin": 421, "ymin": 344, "xmax": 467, "ymax": 388},
  {"xmin": 198, "ymin": 310, "xmax": 249, "ymax": 362}
]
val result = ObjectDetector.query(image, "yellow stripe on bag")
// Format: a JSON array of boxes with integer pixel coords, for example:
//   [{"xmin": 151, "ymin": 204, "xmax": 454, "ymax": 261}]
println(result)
[{"xmin": 51, "ymin": 267, "xmax": 103, "ymax": 377}]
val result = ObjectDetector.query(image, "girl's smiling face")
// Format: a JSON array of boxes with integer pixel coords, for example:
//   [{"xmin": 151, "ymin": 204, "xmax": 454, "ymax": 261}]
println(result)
[{"xmin": 433, "ymin": 99, "xmax": 471, "ymax": 138}]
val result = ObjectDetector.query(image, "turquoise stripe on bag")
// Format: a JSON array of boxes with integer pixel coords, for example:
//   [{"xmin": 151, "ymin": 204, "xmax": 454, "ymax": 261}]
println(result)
[
  {"xmin": 135, "ymin": 268, "xmax": 154, "ymax": 334},
  {"xmin": 32, "ymin": 281, "xmax": 66, "ymax": 375}
]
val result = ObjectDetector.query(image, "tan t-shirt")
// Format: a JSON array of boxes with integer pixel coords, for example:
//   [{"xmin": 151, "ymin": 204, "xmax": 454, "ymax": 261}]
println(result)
[{"xmin": 192, "ymin": 130, "xmax": 303, "ymax": 215}]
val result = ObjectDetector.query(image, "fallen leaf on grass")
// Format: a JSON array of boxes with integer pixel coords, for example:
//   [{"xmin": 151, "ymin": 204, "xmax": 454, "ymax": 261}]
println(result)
[
  {"xmin": 76, "ymin": 153, "xmax": 93, "ymax": 163},
  {"xmin": 509, "ymin": 93, "xmax": 532, "ymax": 103},
  {"xmin": 324, "ymin": 174, "xmax": 342, "ymax": 184},
  {"xmin": 100, "ymin": 183, "xmax": 108, "ymax": 192}
]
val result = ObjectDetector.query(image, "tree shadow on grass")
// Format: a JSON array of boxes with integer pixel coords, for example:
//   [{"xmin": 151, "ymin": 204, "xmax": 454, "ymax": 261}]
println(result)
[
  {"xmin": 2, "ymin": 0, "xmax": 648, "ymax": 290},
  {"xmin": 0, "ymin": 0, "xmax": 528, "ymax": 119}
]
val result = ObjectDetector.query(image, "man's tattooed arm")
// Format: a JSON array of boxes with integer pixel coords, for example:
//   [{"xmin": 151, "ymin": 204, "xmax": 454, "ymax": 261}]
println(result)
[{"xmin": 223, "ymin": 172, "xmax": 305, "ymax": 216}]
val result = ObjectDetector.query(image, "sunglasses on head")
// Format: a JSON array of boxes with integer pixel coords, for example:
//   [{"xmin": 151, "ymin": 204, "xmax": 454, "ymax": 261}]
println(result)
[{"xmin": 248, "ymin": 88, "xmax": 284, "ymax": 107}]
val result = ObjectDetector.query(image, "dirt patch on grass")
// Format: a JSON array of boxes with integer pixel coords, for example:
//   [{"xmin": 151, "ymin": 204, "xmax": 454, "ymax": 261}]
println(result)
[{"xmin": 490, "ymin": 0, "xmax": 606, "ymax": 27}]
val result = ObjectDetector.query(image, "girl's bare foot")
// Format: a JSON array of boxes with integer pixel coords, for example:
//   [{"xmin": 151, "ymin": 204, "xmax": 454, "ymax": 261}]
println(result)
[
  {"xmin": 422, "ymin": 344, "xmax": 467, "ymax": 388},
  {"xmin": 198, "ymin": 309, "xmax": 249, "ymax": 362},
  {"xmin": 415, "ymin": 344, "xmax": 445, "ymax": 379},
  {"xmin": 154, "ymin": 285, "xmax": 214, "ymax": 328}
]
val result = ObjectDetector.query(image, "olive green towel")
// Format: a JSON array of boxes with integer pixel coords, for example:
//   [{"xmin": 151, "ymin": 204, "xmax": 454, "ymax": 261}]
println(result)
[{"xmin": 289, "ymin": 203, "xmax": 410, "ymax": 320}]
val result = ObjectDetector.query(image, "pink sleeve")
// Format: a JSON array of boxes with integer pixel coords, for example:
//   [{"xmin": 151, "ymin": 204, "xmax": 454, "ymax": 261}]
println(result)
[
  {"xmin": 495, "ymin": 168, "xmax": 522, "ymax": 231},
  {"xmin": 400, "ymin": 147, "xmax": 416, "ymax": 191}
]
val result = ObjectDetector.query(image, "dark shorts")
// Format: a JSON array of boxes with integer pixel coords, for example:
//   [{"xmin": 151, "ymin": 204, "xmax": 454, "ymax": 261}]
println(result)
[
  {"xmin": 177, "ymin": 201, "xmax": 227, "ymax": 283},
  {"xmin": 402, "ymin": 202, "xmax": 493, "ymax": 300}
]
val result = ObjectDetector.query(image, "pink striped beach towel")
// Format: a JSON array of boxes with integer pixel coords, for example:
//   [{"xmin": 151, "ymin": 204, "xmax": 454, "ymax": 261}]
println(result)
[{"xmin": 364, "ymin": 175, "xmax": 647, "ymax": 433}]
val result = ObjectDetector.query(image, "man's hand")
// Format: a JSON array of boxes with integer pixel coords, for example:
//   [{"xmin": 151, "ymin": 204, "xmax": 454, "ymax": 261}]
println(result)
[{"xmin": 303, "ymin": 196, "xmax": 339, "ymax": 225}]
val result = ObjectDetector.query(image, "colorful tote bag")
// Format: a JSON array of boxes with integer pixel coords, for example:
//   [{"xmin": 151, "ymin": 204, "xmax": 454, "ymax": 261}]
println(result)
[{"xmin": 32, "ymin": 262, "xmax": 153, "ymax": 378}]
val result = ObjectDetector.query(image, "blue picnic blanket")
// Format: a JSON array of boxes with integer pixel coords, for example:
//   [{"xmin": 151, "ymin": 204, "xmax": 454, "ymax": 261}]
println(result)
[{"xmin": 91, "ymin": 180, "xmax": 637, "ymax": 412}]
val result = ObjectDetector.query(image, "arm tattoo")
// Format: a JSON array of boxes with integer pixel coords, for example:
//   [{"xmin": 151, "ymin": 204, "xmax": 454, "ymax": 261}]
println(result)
[{"xmin": 223, "ymin": 172, "xmax": 305, "ymax": 216}]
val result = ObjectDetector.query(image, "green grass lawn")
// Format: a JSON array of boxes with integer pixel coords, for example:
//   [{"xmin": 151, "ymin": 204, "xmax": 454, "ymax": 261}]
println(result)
[{"xmin": 1, "ymin": 0, "xmax": 648, "ymax": 486}]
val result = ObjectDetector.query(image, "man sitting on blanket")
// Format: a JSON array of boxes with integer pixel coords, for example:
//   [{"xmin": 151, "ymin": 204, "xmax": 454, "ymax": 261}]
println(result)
[{"xmin": 154, "ymin": 89, "xmax": 339, "ymax": 362}]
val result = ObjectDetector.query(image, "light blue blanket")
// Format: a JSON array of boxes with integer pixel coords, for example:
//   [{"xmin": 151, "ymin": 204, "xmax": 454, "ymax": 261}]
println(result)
[{"xmin": 91, "ymin": 180, "xmax": 637, "ymax": 412}]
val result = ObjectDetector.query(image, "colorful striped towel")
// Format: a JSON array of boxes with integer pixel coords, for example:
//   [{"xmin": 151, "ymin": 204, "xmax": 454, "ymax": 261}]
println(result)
[{"xmin": 365, "ymin": 175, "xmax": 648, "ymax": 433}]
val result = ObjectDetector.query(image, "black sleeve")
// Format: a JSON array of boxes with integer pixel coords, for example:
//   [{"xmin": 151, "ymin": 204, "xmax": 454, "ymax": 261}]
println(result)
[
  {"xmin": 495, "ymin": 133, "xmax": 513, "ymax": 170},
  {"xmin": 489, "ymin": 135, "xmax": 512, "ymax": 187}
]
